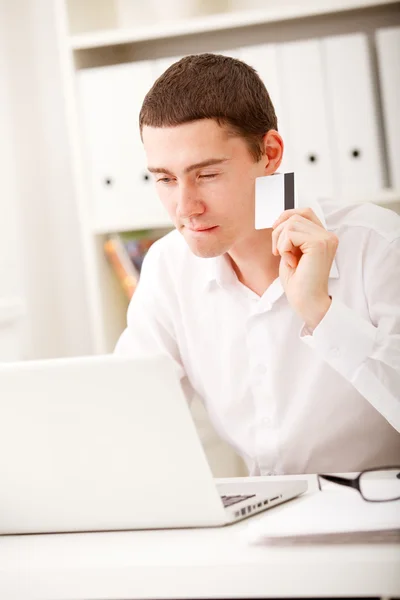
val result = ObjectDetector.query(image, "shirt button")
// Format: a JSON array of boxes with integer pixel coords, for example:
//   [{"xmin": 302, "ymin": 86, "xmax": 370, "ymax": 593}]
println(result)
[
  {"xmin": 330, "ymin": 346, "xmax": 340, "ymax": 358},
  {"xmin": 262, "ymin": 417, "xmax": 272, "ymax": 427}
]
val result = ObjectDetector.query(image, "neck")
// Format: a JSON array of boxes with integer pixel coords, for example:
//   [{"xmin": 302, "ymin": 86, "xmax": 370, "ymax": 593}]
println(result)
[{"xmin": 228, "ymin": 229, "xmax": 281, "ymax": 297}]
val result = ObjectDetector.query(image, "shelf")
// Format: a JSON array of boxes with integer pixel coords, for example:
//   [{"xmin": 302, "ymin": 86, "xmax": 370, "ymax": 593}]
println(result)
[
  {"xmin": 92, "ymin": 221, "xmax": 173, "ymax": 235},
  {"xmin": 91, "ymin": 214, "xmax": 172, "ymax": 235},
  {"xmin": 70, "ymin": 0, "xmax": 397, "ymax": 50}
]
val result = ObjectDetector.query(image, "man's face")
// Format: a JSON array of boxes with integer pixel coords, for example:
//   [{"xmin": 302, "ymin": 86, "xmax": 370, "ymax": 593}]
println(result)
[{"xmin": 143, "ymin": 119, "xmax": 268, "ymax": 258}]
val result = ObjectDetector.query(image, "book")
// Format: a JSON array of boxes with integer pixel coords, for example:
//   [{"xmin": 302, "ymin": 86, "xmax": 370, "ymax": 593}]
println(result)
[
  {"xmin": 104, "ymin": 229, "xmax": 170, "ymax": 299},
  {"xmin": 245, "ymin": 486, "xmax": 400, "ymax": 546}
]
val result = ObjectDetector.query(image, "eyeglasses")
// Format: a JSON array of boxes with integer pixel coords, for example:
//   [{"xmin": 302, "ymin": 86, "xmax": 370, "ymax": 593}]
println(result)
[{"xmin": 317, "ymin": 466, "xmax": 400, "ymax": 502}]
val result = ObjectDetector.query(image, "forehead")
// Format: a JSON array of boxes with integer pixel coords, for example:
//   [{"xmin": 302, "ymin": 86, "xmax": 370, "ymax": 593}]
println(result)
[
  {"xmin": 142, "ymin": 120, "xmax": 248, "ymax": 170},
  {"xmin": 143, "ymin": 119, "xmax": 225, "ymax": 147}
]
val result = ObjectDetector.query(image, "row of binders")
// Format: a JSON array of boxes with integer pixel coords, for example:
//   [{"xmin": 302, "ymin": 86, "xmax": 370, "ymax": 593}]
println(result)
[{"xmin": 77, "ymin": 27, "xmax": 400, "ymax": 234}]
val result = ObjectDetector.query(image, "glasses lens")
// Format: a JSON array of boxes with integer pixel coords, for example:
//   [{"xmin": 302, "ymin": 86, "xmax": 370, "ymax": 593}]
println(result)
[{"xmin": 360, "ymin": 468, "xmax": 400, "ymax": 501}]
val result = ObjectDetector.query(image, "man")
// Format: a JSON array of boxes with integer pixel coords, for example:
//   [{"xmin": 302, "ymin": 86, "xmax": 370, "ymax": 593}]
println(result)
[{"xmin": 115, "ymin": 53, "xmax": 400, "ymax": 475}]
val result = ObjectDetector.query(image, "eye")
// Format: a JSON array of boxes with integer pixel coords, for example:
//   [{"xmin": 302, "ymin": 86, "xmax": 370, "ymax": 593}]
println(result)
[
  {"xmin": 199, "ymin": 173, "xmax": 218, "ymax": 179},
  {"xmin": 156, "ymin": 177, "xmax": 173, "ymax": 184}
]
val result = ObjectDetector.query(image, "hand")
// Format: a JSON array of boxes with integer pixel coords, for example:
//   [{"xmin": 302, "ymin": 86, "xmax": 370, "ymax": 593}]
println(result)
[{"xmin": 272, "ymin": 207, "xmax": 339, "ymax": 331}]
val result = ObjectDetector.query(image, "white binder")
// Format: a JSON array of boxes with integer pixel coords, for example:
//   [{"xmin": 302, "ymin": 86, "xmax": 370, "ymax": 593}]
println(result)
[
  {"xmin": 239, "ymin": 43, "xmax": 293, "ymax": 175},
  {"xmin": 275, "ymin": 39, "xmax": 335, "ymax": 203},
  {"xmin": 376, "ymin": 26, "xmax": 400, "ymax": 190},
  {"xmin": 322, "ymin": 33, "xmax": 385, "ymax": 200},
  {"xmin": 77, "ymin": 61, "xmax": 171, "ymax": 233}
]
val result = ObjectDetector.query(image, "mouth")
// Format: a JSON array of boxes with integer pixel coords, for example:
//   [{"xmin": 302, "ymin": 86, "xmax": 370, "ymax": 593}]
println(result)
[{"xmin": 185, "ymin": 225, "xmax": 219, "ymax": 233}]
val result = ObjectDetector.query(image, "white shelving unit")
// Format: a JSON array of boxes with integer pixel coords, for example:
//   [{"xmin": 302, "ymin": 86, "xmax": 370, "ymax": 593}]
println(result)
[
  {"xmin": 69, "ymin": 0, "xmax": 399, "ymax": 48},
  {"xmin": 58, "ymin": 0, "xmax": 400, "ymax": 357}
]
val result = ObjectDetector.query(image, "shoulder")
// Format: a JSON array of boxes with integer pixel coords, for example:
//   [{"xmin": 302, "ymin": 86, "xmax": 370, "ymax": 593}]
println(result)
[
  {"xmin": 320, "ymin": 198, "xmax": 400, "ymax": 246},
  {"xmin": 318, "ymin": 199, "xmax": 400, "ymax": 284},
  {"xmin": 140, "ymin": 228, "xmax": 208, "ymax": 286},
  {"xmin": 143, "ymin": 228, "xmax": 185, "ymax": 265},
  {"xmin": 144, "ymin": 228, "xmax": 197, "ymax": 268}
]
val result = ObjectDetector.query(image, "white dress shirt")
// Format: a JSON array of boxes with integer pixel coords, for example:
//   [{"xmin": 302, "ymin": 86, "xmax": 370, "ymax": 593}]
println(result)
[{"xmin": 115, "ymin": 198, "xmax": 400, "ymax": 475}]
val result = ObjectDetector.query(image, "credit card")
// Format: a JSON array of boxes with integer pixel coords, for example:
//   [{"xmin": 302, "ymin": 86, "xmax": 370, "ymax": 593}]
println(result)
[{"xmin": 255, "ymin": 172, "xmax": 296, "ymax": 229}]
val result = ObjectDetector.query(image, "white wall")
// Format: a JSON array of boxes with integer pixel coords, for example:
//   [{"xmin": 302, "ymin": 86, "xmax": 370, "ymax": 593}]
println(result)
[
  {"xmin": 0, "ymin": 0, "xmax": 92, "ymax": 359},
  {"xmin": 0, "ymin": 7, "xmax": 28, "ymax": 360}
]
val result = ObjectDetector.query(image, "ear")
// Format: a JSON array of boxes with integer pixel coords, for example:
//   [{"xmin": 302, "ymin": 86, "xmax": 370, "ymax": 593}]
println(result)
[{"xmin": 262, "ymin": 130, "xmax": 284, "ymax": 175}]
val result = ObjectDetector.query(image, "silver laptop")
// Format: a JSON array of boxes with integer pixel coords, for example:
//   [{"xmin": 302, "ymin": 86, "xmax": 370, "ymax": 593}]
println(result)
[{"xmin": 0, "ymin": 355, "xmax": 307, "ymax": 534}]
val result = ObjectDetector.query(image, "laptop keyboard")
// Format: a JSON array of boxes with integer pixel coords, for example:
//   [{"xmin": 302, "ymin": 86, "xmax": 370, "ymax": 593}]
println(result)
[{"xmin": 220, "ymin": 494, "xmax": 256, "ymax": 507}]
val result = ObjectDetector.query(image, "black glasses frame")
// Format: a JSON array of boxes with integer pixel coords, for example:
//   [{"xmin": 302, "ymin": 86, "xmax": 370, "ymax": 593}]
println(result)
[{"xmin": 317, "ymin": 465, "xmax": 400, "ymax": 503}]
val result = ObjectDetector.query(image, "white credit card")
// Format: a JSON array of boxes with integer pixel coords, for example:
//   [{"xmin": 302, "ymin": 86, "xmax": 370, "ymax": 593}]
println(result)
[{"xmin": 255, "ymin": 172, "xmax": 296, "ymax": 229}]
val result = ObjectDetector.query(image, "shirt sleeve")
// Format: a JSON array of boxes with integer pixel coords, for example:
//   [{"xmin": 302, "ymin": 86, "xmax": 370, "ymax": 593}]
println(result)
[
  {"xmin": 300, "ymin": 234, "xmax": 400, "ymax": 432},
  {"xmin": 114, "ymin": 241, "xmax": 196, "ymax": 406}
]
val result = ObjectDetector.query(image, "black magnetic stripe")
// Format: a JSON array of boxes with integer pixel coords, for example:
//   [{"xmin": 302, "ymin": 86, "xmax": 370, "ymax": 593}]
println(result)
[{"xmin": 284, "ymin": 172, "xmax": 295, "ymax": 210}]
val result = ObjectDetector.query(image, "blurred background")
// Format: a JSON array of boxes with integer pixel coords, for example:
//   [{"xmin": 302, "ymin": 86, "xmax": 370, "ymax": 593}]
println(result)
[{"xmin": 1, "ymin": 0, "xmax": 399, "ymax": 476}]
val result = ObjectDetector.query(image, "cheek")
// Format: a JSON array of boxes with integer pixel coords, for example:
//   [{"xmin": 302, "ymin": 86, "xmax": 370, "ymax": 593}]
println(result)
[{"xmin": 216, "ymin": 178, "xmax": 254, "ymax": 216}]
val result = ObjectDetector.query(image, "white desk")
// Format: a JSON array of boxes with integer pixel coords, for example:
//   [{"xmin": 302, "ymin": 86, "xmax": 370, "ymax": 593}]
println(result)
[{"xmin": 0, "ymin": 474, "xmax": 399, "ymax": 600}]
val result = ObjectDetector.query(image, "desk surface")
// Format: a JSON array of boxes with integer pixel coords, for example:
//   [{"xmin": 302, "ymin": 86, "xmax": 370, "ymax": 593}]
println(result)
[{"xmin": 1, "ymin": 474, "xmax": 399, "ymax": 600}]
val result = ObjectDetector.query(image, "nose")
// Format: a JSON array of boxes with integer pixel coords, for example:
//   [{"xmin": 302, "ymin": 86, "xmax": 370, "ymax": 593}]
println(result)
[{"xmin": 176, "ymin": 181, "xmax": 204, "ymax": 220}]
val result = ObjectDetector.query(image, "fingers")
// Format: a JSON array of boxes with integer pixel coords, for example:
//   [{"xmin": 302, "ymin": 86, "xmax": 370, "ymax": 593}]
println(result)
[
  {"xmin": 272, "ymin": 215, "xmax": 318, "ymax": 256},
  {"xmin": 282, "ymin": 249, "xmax": 300, "ymax": 269},
  {"xmin": 277, "ymin": 227, "xmax": 295, "ymax": 255},
  {"xmin": 272, "ymin": 220, "xmax": 308, "ymax": 268},
  {"xmin": 272, "ymin": 207, "xmax": 323, "ymax": 230},
  {"xmin": 278, "ymin": 230, "xmax": 297, "ymax": 268},
  {"xmin": 271, "ymin": 214, "xmax": 338, "ymax": 270}
]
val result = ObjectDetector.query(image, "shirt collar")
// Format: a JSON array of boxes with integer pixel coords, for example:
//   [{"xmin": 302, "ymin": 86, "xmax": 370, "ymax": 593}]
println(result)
[
  {"xmin": 203, "ymin": 197, "xmax": 339, "ymax": 290},
  {"xmin": 204, "ymin": 254, "xmax": 236, "ymax": 290}
]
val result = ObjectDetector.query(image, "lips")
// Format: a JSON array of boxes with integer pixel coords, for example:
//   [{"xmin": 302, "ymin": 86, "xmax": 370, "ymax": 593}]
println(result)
[{"xmin": 186, "ymin": 225, "xmax": 217, "ymax": 232}]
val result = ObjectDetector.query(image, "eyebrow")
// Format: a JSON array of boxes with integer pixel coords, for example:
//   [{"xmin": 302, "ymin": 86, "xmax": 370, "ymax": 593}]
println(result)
[{"xmin": 147, "ymin": 158, "xmax": 230, "ymax": 176}]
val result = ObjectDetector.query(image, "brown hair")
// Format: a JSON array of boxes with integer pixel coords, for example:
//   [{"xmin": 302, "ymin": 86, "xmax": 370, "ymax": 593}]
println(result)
[{"xmin": 139, "ymin": 53, "xmax": 278, "ymax": 162}]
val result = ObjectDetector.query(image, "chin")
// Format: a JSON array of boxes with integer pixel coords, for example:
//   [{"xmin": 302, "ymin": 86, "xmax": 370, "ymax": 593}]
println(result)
[
  {"xmin": 189, "ymin": 246, "xmax": 225, "ymax": 259},
  {"xmin": 184, "ymin": 237, "xmax": 228, "ymax": 258}
]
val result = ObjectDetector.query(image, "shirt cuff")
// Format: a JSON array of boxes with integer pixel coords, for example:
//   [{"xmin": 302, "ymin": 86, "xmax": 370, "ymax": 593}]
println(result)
[{"xmin": 300, "ymin": 297, "xmax": 378, "ymax": 380}]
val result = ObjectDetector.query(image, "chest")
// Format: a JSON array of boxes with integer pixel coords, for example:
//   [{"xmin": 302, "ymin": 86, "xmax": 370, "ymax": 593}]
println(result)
[
  {"xmin": 173, "ymin": 270, "xmax": 370, "ymax": 403},
  {"xmin": 175, "ymin": 286, "xmax": 300, "ymax": 400}
]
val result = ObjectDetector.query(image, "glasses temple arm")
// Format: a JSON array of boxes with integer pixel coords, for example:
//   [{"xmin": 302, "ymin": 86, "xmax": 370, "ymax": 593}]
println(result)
[{"xmin": 318, "ymin": 474, "xmax": 359, "ymax": 491}]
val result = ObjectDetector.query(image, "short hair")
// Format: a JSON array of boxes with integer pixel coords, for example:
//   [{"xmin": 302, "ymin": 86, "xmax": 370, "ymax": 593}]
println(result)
[{"xmin": 139, "ymin": 53, "xmax": 278, "ymax": 162}]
